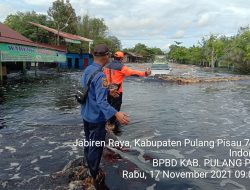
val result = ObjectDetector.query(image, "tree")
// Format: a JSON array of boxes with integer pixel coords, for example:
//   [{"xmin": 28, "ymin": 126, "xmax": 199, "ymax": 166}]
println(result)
[
  {"xmin": 107, "ymin": 36, "xmax": 122, "ymax": 53},
  {"xmin": 187, "ymin": 46, "xmax": 203, "ymax": 65},
  {"xmin": 168, "ymin": 44, "xmax": 189, "ymax": 64},
  {"xmin": 150, "ymin": 47, "xmax": 165, "ymax": 55},
  {"xmin": 78, "ymin": 15, "xmax": 108, "ymax": 39},
  {"xmin": 133, "ymin": 43, "xmax": 154, "ymax": 61},
  {"xmin": 226, "ymin": 27, "xmax": 250, "ymax": 74},
  {"xmin": 77, "ymin": 14, "xmax": 121, "ymax": 53},
  {"xmin": 48, "ymin": 0, "xmax": 79, "ymax": 45},
  {"xmin": 167, "ymin": 26, "xmax": 250, "ymax": 74},
  {"xmin": 90, "ymin": 36, "xmax": 121, "ymax": 54},
  {"xmin": 4, "ymin": 11, "xmax": 52, "ymax": 43},
  {"xmin": 202, "ymin": 35, "xmax": 226, "ymax": 68},
  {"xmin": 123, "ymin": 43, "xmax": 164, "ymax": 62}
]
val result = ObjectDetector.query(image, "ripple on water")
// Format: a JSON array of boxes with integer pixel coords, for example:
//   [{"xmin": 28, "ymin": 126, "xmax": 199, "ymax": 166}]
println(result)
[
  {"xmin": 220, "ymin": 117, "xmax": 233, "ymax": 125},
  {"xmin": 1, "ymin": 71, "xmax": 250, "ymax": 190},
  {"xmin": 146, "ymin": 183, "xmax": 156, "ymax": 190},
  {"xmin": 184, "ymin": 149, "xmax": 196, "ymax": 155},
  {"xmin": 5, "ymin": 146, "xmax": 16, "ymax": 153},
  {"xmin": 9, "ymin": 173, "xmax": 21, "ymax": 180},
  {"xmin": 30, "ymin": 159, "xmax": 38, "ymax": 164},
  {"xmin": 202, "ymin": 121, "xmax": 217, "ymax": 127},
  {"xmin": 33, "ymin": 167, "xmax": 43, "ymax": 174},
  {"xmin": 10, "ymin": 163, "xmax": 19, "ymax": 167},
  {"xmin": 149, "ymin": 149, "xmax": 185, "ymax": 159},
  {"xmin": 244, "ymin": 117, "xmax": 250, "ymax": 124},
  {"xmin": 220, "ymin": 179, "xmax": 246, "ymax": 190}
]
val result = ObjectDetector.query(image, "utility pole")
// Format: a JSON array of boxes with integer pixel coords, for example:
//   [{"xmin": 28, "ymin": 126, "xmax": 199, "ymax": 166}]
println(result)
[
  {"xmin": 0, "ymin": 60, "xmax": 2, "ymax": 83},
  {"xmin": 57, "ymin": 25, "xmax": 60, "ymax": 45},
  {"xmin": 56, "ymin": 13, "xmax": 73, "ymax": 46},
  {"xmin": 88, "ymin": 42, "xmax": 91, "ymax": 54}
]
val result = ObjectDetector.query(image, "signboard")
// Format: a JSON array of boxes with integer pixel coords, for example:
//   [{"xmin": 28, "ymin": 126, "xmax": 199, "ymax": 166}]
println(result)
[
  {"xmin": 65, "ymin": 38, "xmax": 81, "ymax": 44},
  {"xmin": 0, "ymin": 43, "xmax": 66, "ymax": 63}
]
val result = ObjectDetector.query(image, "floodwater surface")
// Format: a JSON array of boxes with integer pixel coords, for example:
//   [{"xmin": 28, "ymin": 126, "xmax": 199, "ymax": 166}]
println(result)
[{"xmin": 0, "ymin": 66, "xmax": 250, "ymax": 190}]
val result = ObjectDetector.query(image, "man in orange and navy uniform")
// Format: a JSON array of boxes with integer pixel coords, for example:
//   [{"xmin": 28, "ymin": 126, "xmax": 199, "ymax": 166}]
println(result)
[{"xmin": 104, "ymin": 51, "xmax": 151, "ymax": 131}]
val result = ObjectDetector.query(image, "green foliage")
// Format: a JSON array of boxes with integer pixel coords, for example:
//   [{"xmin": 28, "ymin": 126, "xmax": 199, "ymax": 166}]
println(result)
[
  {"xmin": 47, "ymin": 0, "xmax": 79, "ymax": 34},
  {"xmin": 78, "ymin": 15, "xmax": 108, "ymax": 39},
  {"xmin": 167, "ymin": 28, "xmax": 250, "ymax": 74},
  {"xmin": 168, "ymin": 44, "xmax": 189, "ymax": 64},
  {"xmin": 47, "ymin": 0, "xmax": 79, "ymax": 51},
  {"xmin": 227, "ymin": 27, "xmax": 250, "ymax": 74},
  {"xmin": 77, "ymin": 14, "xmax": 121, "ymax": 53},
  {"xmin": 123, "ymin": 43, "xmax": 165, "ymax": 62},
  {"xmin": 4, "ymin": 0, "xmax": 121, "ymax": 54},
  {"xmin": 150, "ymin": 47, "xmax": 165, "ymax": 55},
  {"xmin": 187, "ymin": 46, "xmax": 203, "ymax": 65},
  {"xmin": 4, "ymin": 11, "xmax": 52, "ymax": 43},
  {"xmin": 90, "ymin": 36, "xmax": 121, "ymax": 54}
]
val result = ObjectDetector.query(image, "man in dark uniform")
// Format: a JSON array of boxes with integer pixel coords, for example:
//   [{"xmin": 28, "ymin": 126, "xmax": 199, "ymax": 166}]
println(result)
[{"xmin": 81, "ymin": 44, "xmax": 129, "ymax": 186}]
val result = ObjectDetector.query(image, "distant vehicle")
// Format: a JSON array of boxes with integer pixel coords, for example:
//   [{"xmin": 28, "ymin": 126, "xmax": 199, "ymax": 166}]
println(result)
[
  {"xmin": 151, "ymin": 55, "xmax": 172, "ymax": 75},
  {"xmin": 151, "ymin": 64, "xmax": 171, "ymax": 75}
]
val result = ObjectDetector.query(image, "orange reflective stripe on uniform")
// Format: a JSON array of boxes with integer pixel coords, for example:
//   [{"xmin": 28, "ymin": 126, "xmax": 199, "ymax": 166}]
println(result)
[
  {"xmin": 120, "ymin": 65, "xmax": 146, "ymax": 77},
  {"xmin": 104, "ymin": 60, "xmax": 146, "ymax": 93}
]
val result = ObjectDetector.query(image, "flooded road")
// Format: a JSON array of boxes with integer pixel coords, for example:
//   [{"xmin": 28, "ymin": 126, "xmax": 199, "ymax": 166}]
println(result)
[{"xmin": 0, "ymin": 65, "xmax": 250, "ymax": 190}]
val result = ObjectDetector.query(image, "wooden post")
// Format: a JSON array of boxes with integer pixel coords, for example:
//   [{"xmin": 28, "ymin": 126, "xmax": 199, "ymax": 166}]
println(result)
[
  {"xmin": 57, "ymin": 26, "xmax": 60, "ymax": 46},
  {"xmin": 22, "ymin": 62, "xmax": 27, "ymax": 74},
  {"xmin": 35, "ymin": 62, "xmax": 37, "ymax": 76},
  {"xmin": 57, "ymin": 62, "xmax": 60, "ymax": 72},
  {"xmin": 0, "ymin": 61, "xmax": 2, "ymax": 82},
  {"xmin": 36, "ymin": 27, "xmax": 39, "ymax": 42},
  {"xmin": 89, "ymin": 42, "xmax": 91, "ymax": 54}
]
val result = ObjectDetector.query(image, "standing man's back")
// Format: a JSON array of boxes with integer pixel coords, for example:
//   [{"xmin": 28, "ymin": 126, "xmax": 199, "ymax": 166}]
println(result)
[{"xmin": 80, "ymin": 44, "xmax": 129, "ymax": 188}]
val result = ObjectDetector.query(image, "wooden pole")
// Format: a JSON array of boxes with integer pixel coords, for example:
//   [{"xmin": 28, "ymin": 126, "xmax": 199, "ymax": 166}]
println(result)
[
  {"xmin": 36, "ymin": 27, "xmax": 39, "ymax": 42},
  {"xmin": 57, "ymin": 62, "xmax": 60, "ymax": 72},
  {"xmin": 22, "ymin": 62, "xmax": 27, "ymax": 74},
  {"xmin": 35, "ymin": 62, "xmax": 37, "ymax": 76},
  {"xmin": 0, "ymin": 61, "xmax": 2, "ymax": 82},
  {"xmin": 0, "ymin": 49, "xmax": 2, "ymax": 82},
  {"xmin": 89, "ymin": 42, "xmax": 91, "ymax": 54},
  {"xmin": 57, "ymin": 26, "xmax": 60, "ymax": 46}
]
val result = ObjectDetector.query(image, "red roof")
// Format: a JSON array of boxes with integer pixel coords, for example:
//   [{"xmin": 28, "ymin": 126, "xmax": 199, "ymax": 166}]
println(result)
[
  {"xmin": 0, "ymin": 22, "xmax": 66, "ymax": 52},
  {"xmin": 29, "ymin": 22, "xmax": 93, "ymax": 42}
]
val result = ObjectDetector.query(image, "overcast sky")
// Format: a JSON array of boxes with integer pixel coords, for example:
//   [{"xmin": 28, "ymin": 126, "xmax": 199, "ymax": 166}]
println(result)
[{"xmin": 0, "ymin": 0, "xmax": 250, "ymax": 50}]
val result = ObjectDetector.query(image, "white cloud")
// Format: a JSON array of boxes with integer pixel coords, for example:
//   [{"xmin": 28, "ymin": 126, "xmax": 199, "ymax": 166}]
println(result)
[
  {"xmin": 108, "ymin": 15, "xmax": 156, "ymax": 32},
  {"xmin": 225, "ymin": 6, "xmax": 250, "ymax": 16},
  {"xmin": 89, "ymin": 0, "xmax": 110, "ymax": 6},
  {"xmin": 22, "ymin": 0, "xmax": 53, "ymax": 6},
  {"xmin": 197, "ymin": 13, "xmax": 210, "ymax": 27},
  {"xmin": 161, "ymin": 43, "xmax": 171, "ymax": 51},
  {"xmin": 1, "ymin": 0, "xmax": 250, "ymax": 48},
  {"xmin": 174, "ymin": 30, "xmax": 185, "ymax": 39},
  {"xmin": 0, "ymin": 3, "xmax": 15, "ymax": 21}
]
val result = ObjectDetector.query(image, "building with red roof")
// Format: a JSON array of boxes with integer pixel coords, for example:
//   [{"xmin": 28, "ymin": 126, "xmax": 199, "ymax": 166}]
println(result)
[{"xmin": 0, "ymin": 22, "xmax": 67, "ymax": 80}]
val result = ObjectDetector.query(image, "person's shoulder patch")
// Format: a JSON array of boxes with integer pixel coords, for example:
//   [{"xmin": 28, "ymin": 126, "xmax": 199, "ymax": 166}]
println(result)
[{"xmin": 102, "ymin": 78, "xmax": 108, "ymax": 88}]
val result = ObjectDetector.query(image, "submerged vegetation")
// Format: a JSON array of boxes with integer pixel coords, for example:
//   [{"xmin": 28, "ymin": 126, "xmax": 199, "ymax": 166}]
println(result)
[{"xmin": 167, "ymin": 27, "xmax": 250, "ymax": 74}]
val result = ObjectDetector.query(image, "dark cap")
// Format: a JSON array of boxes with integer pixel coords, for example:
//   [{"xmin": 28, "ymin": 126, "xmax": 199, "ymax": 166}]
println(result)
[{"xmin": 93, "ymin": 44, "xmax": 109, "ymax": 56}]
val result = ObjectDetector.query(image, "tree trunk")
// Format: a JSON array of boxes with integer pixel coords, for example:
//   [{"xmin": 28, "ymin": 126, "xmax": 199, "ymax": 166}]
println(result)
[{"xmin": 211, "ymin": 45, "xmax": 215, "ymax": 68}]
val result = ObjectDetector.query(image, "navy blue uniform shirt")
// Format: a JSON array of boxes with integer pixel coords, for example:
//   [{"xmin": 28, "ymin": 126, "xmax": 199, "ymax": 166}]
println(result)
[{"xmin": 81, "ymin": 62, "xmax": 117, "ymax": 123}]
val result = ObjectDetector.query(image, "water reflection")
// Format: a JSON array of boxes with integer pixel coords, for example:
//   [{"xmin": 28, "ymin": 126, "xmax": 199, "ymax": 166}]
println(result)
[{"xmin": 0, "ymin": 70, "xmax": 250, "ymax": 190}]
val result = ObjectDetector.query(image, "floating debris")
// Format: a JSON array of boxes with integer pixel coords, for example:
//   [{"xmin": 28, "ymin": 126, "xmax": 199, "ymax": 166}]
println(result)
[
  {"xmin": 51, "ymin": 157, "xmax": 108, "ymax": 190},
  {"xmin": 160, "ymin": 75, "xmax": 250, "ymax": 84}
]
